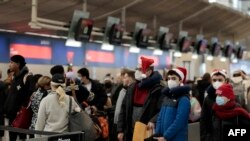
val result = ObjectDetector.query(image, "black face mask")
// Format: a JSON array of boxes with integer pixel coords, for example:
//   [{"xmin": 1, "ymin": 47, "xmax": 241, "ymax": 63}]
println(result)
[
  {"xmin": 123, "ymin": 85, "xmax": 128, "ymax": 90},
  {"xmin": 104, "ymin": 82, "xmax": 112, "ymax": 89}
]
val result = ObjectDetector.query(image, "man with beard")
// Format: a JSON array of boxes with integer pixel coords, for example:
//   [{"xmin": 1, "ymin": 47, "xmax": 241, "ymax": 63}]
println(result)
[{"xmin": 117, "ymin": 56, "xmax": 163, "ymax": 141}]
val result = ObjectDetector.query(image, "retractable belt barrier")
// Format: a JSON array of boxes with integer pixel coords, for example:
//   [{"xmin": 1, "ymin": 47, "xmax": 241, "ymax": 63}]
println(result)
[
  {"xmin": 1, "ymin": 123, "xmax": 200, "ymax": 141},
  {"xmin": 26, "ymin": 132, "xmax": 85, "ymax": 141},
  {"xmin": 0, "ymin": 125, "xmax": 58, "ymax": 135},
  {"xmin": 0, "ymin": 125, "xmax": 85, "ymax": 141}
]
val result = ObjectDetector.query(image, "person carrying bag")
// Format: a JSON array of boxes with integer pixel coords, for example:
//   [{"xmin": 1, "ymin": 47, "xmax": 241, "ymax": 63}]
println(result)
[
  {"xmin": 11, "ymin": 101, "xmax": 33, "ymax": 129},
  {"xmin": 68, "ymin": 97, "xmax": 98, "ymax": 141},
  {"xmin": 133, "ymin": 121, "xmax": 153, "ymax": 141}
]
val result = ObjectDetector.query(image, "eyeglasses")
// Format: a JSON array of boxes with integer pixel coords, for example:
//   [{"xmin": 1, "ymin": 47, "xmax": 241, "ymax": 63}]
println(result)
[
  {"xmin": 212, "ymin": 79, "xmax": 224, "ymax": 82},
  {"xmin": 167, "ymin": 76, "xmax": 178, "ymax": 81},
  {"xmin": 233, "ymin": 74, "xmax": 241, "ymax": 77}
]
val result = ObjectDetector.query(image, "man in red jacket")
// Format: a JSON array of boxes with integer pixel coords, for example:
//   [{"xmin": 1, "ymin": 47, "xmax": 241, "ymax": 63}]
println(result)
[{"xmin": 117, "ymin": 56, "xmax": 163, "ymax": 141}]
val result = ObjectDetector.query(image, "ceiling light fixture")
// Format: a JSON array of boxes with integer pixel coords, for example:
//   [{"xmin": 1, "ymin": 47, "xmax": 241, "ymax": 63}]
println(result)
[
  {"xmin": 65, "ymin": 39, "xmax": 82, "ymax": 47},
  {"xmin": 129, "ymin": 46, "xmax": 140, "ymax": 53},
  {"xmin": 101, "ymin": 43, "xmax": 114, "ymax": 51},
  {"xmin": 153, "ymin": 49, "xmax": 163, "ymax": 55}
]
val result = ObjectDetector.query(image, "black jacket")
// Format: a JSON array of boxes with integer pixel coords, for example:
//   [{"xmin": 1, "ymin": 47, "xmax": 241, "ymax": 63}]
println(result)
[
  {"xmin": 88, "ymin": 79, "xmax": 108, "ymax": 110},
  {"xmin": 0, "ymin": 80, "xmax": 6, "ymax": 136},
  {"xmin": 117, "ymin": 71, "xmax": 163, "ymax": 141},
  {"xmin": 200, "ymin": 85, "xmax": 216, "ymax": 141},
  {"xmin": 65, "ymin": 81, "xmax": 90, "ymax": 107},
  {"xmin": 196, "ymin": 80, "xmax": 210, "ymax": 105},
  {"xmin": 212, "ymin": 115, "xmax": 250, "ymax": 141},
  {"xmin": 4, "ymin": 66, "xmax": 32, "ymax": 119}
]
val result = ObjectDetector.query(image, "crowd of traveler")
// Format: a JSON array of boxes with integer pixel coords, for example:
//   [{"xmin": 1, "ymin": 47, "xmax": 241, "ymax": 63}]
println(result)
[{"xmin": 0, "ymin": 55, "xmax": 249, "ymax": 141}]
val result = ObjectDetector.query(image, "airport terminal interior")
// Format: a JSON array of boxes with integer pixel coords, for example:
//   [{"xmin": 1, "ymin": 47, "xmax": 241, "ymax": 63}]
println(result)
[{"xmin": 0, "ymin": 0, "xmax": 250, "ymax": 141}]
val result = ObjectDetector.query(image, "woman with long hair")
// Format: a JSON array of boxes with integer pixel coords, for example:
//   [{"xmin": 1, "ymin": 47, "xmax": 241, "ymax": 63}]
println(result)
[
  {"xmin": 29, "ymin": 76, "xmax": 50, "ymax": 130},
  {"xmin": 35, "ymin": 73, "xmax": 80, "ymax": 137}
]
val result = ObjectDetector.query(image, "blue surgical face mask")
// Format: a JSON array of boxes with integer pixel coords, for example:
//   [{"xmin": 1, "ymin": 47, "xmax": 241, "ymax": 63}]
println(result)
[{"xmin": 216, "ymin": 96, "xmax": 226, "ymax": 106}]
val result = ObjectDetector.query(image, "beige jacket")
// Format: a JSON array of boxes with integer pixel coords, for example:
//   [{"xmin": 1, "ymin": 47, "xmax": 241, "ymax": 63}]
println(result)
[{"xmin": 35, "ymin": 92, "xmax": 79, "ymax": 137}]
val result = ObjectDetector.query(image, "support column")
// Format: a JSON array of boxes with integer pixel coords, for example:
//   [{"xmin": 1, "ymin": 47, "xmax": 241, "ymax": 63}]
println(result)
[
  {"xmin": 217, "ymin": 31, "xmax": 221, "ymax": 39},
  {"xmin": 153, "ymin": 15, "xmax": 157, "ymax": 34},
  {"xmin": 179, "ymin": 21, "xmax": 183, "ymax": 32},
  {"xmin": 31, "ymin": 0, "xmax": 38, "ymax": 22},
  {"xmin": 200, "ymin": 27, "xmax": 203, "ymax": 35},
  {"xmin": 121, "ymin": 7, "xmax": 126, "ymax": 31},
  {"xmin": 83, "ymin": 0, "xmax": 87, "ymax": 12}
]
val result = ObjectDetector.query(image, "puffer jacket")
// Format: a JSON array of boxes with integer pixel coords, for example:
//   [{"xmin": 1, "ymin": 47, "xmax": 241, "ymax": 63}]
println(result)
[{"xmin": 155, "ymin": 86, "xmax": 190, "ymax": 141}]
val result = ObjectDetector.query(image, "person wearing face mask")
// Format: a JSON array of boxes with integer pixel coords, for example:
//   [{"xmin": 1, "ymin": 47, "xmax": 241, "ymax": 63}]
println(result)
[
  {"xmin": 150, "ymin": 67, "xmax": 190, "ymax": 141},
  {"xmin": 50, "ymin": 65, "xmax": 90, "ymax": 109},
  {"xmin": 117, "ymin": 56, "xmax": 163, "ymax": 141},
  {"xmin": 103, "ymin": 74, "xmax": 114, "ymax": 97},
  {"xmin": 200, "ymin": 69, "xmax": 227, "ymax": 141},
  {"xmin": 230, "ymin": 70, "xmax": 250, "ymax": 112},
  {"xmin": 212, "ymin": 84, "xmax": 250, "ymax": 141},
  {"xmin": 112, "ymin": 70, "xmax": 135, "ymax": 141}
]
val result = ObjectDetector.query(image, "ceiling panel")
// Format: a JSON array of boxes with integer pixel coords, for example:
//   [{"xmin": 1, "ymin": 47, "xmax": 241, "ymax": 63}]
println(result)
[{"xmin": 0, "ymin": 0, "xmax": 249, "ymax": 42}]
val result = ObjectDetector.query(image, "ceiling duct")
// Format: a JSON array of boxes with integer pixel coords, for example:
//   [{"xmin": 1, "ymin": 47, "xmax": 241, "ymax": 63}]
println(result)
[{"xmin": 0, "ymin": 0, "xmax": 10, "ymax": 4}]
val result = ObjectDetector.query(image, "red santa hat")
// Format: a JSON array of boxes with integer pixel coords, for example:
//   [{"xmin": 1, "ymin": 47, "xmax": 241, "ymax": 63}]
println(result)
[
  {"xmin": 139, "ymin": 56, "xmax": 154, "ymax": 73},
  {"xmin": 168, "ymin": 67, "xmax": 187, "ymax": 83},
  {"xmin": 216, "ymin": 84, "xmax": 235, "ymax": 100},
  {"xmin": 211, "ymin": 69, "xmax": 227, "ymax": 78}
]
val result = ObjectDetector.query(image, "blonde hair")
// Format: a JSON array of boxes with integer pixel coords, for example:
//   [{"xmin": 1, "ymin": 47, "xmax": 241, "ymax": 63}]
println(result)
[
  {"xmin": 37, "ymin": 76, "xmax": 51, "ymax": 88},
  {"xmin": 51, "ymin": 84, "xmax": 66, "ymax": 107},
  {"xmin": 56, "ymin": 86, "xmax": 66, "ymax": 107}
]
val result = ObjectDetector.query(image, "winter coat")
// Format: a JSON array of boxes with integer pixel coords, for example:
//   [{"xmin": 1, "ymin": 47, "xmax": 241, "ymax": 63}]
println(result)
[
  {"xmin": 155, "ymin": 85, "xmax": 190, "ymax": 141},
  {"xmin": 117, "ymin": 71, "xmax": 163, "ymax": 141},
  {"xmin": 111, "ymin": 84, "xmax": 123, "ymax": 106},
  {"xmin": 29, "ymin": 88, "xmax": 49, "ymax": 130},
  {"xmin": 88, "ymin": 79, "xmax": 108, "ymax": 110},
  {"xmin": 200, "ymin": 85, "xmax": 216, "ymax": 141},
  {"xmin": 0, "ymin": 80, "xmax": 6, "ymax": 136},
  {"xmin": 35, "ymin": 93, "xmax": 79, "ymax": 137},
  {"xmin": 4, "ymin": 66, "xmax": 32, "ymax": 120},
  {"xmin": 65, "ymin": 82, "xmax": 90, "ymax": 108},
  {"xmin": 196, "ymin": 80, "xmax": 210, "ymax": 105},
  {"xmin": 212, "ymin": 112, "xmax": 250, "ymax": 141},
  {"xmin": 230, "ymin": 80, "xmax": 246, "ymax": 108},
  {"xmin": 114, "ymin": 88, "xmax": 127, "ymax": 124}
]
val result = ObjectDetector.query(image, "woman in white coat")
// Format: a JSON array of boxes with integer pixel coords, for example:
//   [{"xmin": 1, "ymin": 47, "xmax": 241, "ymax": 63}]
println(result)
[{"xmin": 35, "ymin": 73, "xmax": 80, "ymax": 137}]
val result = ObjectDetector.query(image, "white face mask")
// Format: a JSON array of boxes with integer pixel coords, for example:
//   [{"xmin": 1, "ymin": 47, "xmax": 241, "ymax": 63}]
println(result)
[
  {"xmin": 135, "ymin": 70, "xmax": 146, "ymax": 81},
  {"xmin": 212, "ymin": 81, "xmax": 223, "ymax": 89},
  {"xmin": 231, "ymin": 76, "xmax": 242, "ymax": 84},
  {"xmin": 167, "ymin": 80, "xmax": 179, "ymax": 89},
  {"xmin": 245, "ymin": 76, "xmax": 250, "ymax": 80}
]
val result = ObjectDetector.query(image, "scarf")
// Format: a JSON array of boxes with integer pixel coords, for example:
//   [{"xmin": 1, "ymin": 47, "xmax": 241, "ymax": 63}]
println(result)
[
  {"xmin": 213, "ymin": 101, "xmax": 250, "ymax": 120},
  {"xmin": 133, "ymin": 84, "xmax": 148, "ymax": 106}
]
